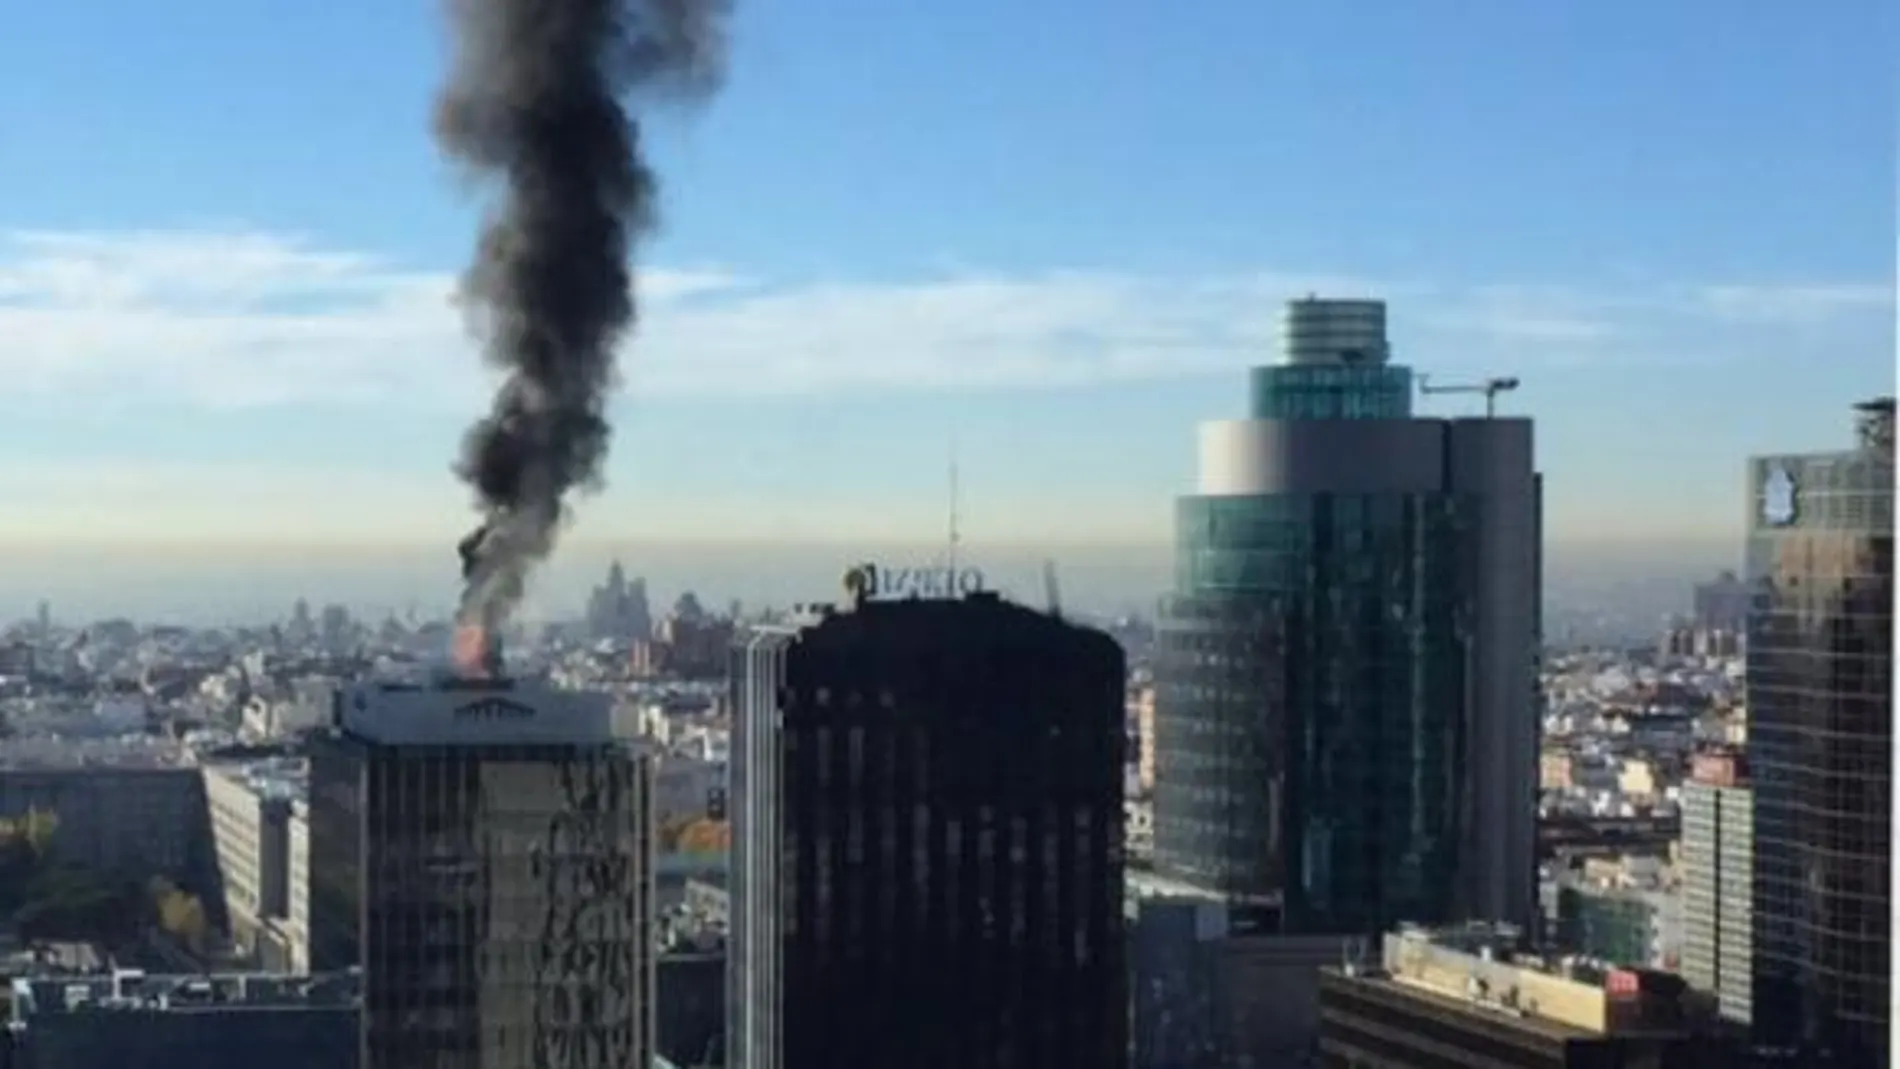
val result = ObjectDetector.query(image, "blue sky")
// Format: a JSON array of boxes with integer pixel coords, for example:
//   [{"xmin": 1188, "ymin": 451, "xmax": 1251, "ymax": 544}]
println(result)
[{"xmin": 0, "ymin": 0, "xmax": 1891, "ymax": 564}]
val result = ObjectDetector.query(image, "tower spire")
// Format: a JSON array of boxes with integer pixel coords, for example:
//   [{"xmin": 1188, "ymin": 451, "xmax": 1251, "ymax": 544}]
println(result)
[{"xmin": 947, "ymin": 438, "xmax": 961, "ymax": 574}]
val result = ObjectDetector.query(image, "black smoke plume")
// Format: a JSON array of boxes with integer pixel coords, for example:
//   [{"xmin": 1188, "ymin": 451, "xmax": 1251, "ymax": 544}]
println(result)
[{"xmin": 436, "ymin": 0, "xmax": 730, "ymax": 632}]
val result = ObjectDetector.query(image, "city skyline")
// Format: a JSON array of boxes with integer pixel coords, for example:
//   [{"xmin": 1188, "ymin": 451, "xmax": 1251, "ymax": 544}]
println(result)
[{"xmin": 1, "ymin": 0, "xmax": 1890, "ymax": 593}]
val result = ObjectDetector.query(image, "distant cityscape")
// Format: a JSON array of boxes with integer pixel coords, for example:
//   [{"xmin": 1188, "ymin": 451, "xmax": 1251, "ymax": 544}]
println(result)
[{"xmin": 0, "ymin": 299, "xmax": 1888, "ymax": 1069}]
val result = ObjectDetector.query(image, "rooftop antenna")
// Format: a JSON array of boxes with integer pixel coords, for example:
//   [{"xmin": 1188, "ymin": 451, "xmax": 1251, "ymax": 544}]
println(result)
[
  {"xmin": 946, "ymin": 436, "xmax": 961, "ymax": 574},
  {"xmin": 1418, "ymin": 374, "xmax": 1522, "ymax": 418}
]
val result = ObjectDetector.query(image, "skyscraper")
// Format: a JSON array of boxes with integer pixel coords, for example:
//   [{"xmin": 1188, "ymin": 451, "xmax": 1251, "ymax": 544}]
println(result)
[
  {"xmin": 1154, "ymin": 297, "xmax": 1542, "ymax": 936},
  {"xmin": 728, "ymin": 590, "xmax": 1127, "ymax": 1069},
  {"xmin": 1679, "ymin": 749, "xmax": 1754, "ymax": 1027},
  {"xmin": 586, "ymin": 560, "xmax": 652, "ymax": 641},
  {"xmin": 1745, "ymin": 397, "xmax": 1893, "ymax": 1063},
  {"xmin": 308, "ymin": 677, "xmax": 654, "ymax": 1069}
]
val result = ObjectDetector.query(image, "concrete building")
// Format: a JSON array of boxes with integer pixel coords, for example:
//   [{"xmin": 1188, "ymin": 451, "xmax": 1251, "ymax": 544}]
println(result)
[
  {"xmin": 1129, "ymin": 882, "xmax": 1362, "ymax": 1069},
  {"xmin": 651, "ymin": 752, "xmax": 725, "ymax": 828},
  {"xmin": 5, "ymin": 969, "xmax": 359, "ymax": 1069},
  {"xmin": 1316, "ymin": 923, "xmax": 1720, "ymax": 1068},
  {"xmin": 1155, "ymin": 297, "xmax": 1542, "ymax": 937},
  {"xmin": 1746, "ymin": 398, "xmax": 1892, "ymax": 1063},
  {"xmin": 1132, "ymin": 684, "xmax": 1158, "ymax": 795},
  {"xmin": 309, "ymin": 675, "xmax": 655, "ymax": 1069},
  {"xmin": 280, "ymin": 799, "xmax": 310, "ymax": 973},
  {"xmin": 1679, "ymin": 750, "xmax": 1753, "ymax": 1027},
  {"xmin": 201, "ymin": 759, "xmax": 306, "ymax": 968},
  {"xmin": 0, "ymin": 755, "xmax": 208, "ymax": 883},
  {"xmin": 203, "ymin": 759, "xmax": 294, "ymax": 960}
]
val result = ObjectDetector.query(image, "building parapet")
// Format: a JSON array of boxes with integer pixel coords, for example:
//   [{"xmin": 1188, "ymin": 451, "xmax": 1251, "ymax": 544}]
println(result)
[
  {"xmin": 1370, "ymin": 922, "xmax": 1687, "ymax": 1035},
  {"xmin": 10, "ymin": 968, "xmax": 360, "ymax": 1019}
]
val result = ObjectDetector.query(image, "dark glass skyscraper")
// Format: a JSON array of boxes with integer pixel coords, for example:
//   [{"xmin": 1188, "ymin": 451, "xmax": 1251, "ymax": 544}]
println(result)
[
  {"xmin": 308, "ymin": 678, "xmax": 654, "ymax": 1069},
  {"xmin": 1155, "ymin": 297, "xmax": 1542, "ymax": 937},
  {"xmin": 1746, "ymin": 398, "xmax": 1894, "ymax": 1065},
  {"xmin": 727, "ymin": 592, "xmax": 1127, "ymax": 1069}
]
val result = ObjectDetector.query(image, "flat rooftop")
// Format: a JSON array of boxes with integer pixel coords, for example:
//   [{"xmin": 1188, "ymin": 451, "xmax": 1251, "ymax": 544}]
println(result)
[
  {"xmin": 1322, "ymin": 966, "xmax": 1588, "ymax": 1044},
  {"xmin": 11, "ymin": 970, "xmax": 360, "ymax": 1017},
  {"xmin": 0, "ymin": 737, "xmax": 195, "ymax": 771}
]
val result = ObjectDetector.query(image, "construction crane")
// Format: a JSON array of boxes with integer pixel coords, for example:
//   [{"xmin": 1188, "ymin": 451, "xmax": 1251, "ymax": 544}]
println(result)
[
  {"xmin": 1043, "ymin": 559, "xmax": 1062, "ymax": 619},
  {"xmin": 1417, "ymin": 375, "xmax": 1521, "ymax": 417}
]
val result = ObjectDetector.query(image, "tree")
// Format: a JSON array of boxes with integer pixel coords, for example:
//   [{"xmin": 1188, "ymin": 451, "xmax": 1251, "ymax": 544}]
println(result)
[
  {"xmin": 658, "ymin": 815, "xmax": 691, "ymax": 852},
  {"xmin": 150, "ymin": 878, "xmax": 209, "ymax": 953},
  {"xmin": 675, "ymin": 818, "xmax": 729, "ymax": 854},
  {"xmin": 21, "ymin": 809, "xmax": 57, "ymax": 854}
]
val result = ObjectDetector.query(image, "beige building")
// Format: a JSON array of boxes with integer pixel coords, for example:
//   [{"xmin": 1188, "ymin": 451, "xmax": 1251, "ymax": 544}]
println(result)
[
  {"xmin": 1617, "ymin": 757, "xmax": 1658, "ymax": 798},
  {"xmin": 202, "ymin": 759, "xmax": 308, "ymax": 971},
  {"xmin": 1131, "ymin": 684, "xmax": 1157, "ymax": 795},
  {"xmin": 1539, "ymin": 748, "xmax": 1575, "ymax": 790},
  {"xmin": 274, "ymin": 800, "xmax": 311, "ymax": 973},
  {"xmin": 1319, "ymin": 923, "xmax": 1715, "ymax": 1066}
]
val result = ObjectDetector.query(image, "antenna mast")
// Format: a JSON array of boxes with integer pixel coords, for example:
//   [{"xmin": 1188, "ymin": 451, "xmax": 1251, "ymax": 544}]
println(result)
[{"xmin": 947, "ymin": 439, "xmax": 961, "ymax": 574}]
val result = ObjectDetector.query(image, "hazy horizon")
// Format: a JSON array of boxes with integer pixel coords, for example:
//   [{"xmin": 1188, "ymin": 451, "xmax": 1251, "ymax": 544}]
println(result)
[{"xmin": 0, "ymin": 535, "xmax": 1743, "ymax": 626}]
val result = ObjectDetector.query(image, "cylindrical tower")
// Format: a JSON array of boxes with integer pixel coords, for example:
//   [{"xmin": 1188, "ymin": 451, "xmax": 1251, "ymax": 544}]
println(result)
[
  {"xmin": 1280, "ymin": 297, "xmax": 1390, "ymax": 366},
  {"xmin": 1251, "ymin": 298, "xmax": 1411, "ymax": 421}
]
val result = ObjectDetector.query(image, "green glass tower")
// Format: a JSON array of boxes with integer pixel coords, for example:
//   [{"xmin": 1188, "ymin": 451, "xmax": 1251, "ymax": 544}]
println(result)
[{"xmin": 1155, "ymin": 298, "xmax": 1541, "ymax": 938}]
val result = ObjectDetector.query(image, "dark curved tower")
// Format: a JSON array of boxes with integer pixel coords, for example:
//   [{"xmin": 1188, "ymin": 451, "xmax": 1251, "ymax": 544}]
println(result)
[{"xmin": 728, "ymin": 593, "xmax": 1127, "ymax": 1069}]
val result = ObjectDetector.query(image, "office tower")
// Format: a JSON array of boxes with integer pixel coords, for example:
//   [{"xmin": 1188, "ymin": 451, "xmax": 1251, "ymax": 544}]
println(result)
[
  {"xmin": 307, "ymin": 677, "xmax": 654, "ymax": 1069},
  {"xmin": 1155, "ymin": 297, "xmax": 1542, "ymax": 936},
  {"xmin": 1679, "ymin": 750, "xmax": 1753, "ymax": 1027},
  {"xmin": 728, "ymin": 591, "xmax": 1127, "ymax": 1069},
  {"xmin": 1746, "ymin": 397, "xmax": 1894, "ymax": 1063},
  {"xmin": 587, "ymin": 560, "xmax": 653, "ymax": 641}
]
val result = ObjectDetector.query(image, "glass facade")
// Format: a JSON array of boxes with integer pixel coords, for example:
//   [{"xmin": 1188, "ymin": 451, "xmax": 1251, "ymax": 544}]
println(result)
[
  {"xmin": 1746, "ymin": 432, "xmax": 1893, "ymax": 1062},
  {"xmin": 1249, "ymin": 363, "xmax": 1413, "ymax": 420},
  {"xmin": 1156, "ymin": 491, "xmax": 1471, "ymax": 934},
  {"xmin": 308, "ymin": 734, "xmax": 652, "ymax": 1069},
  {"xmin": 1554, "ymin": 887, "xmax": 1655, "ymax": 967},
  {"xmin": 1129, "ymin": 897, "xmax": 1227, "ymax": 1069},
  {"xmin": 737, "ymin": 598, "xmax": 1128, "ymax": 1069}
]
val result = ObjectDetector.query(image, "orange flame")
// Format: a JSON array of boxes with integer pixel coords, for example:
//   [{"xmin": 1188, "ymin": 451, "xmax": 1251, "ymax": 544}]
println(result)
[{"xmin": 452, "ymin": 624, "xmax": 491, "ymax": 676}]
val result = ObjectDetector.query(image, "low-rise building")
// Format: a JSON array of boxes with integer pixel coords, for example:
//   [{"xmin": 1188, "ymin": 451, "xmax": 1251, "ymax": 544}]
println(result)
[
  {"xmin": 1553, "ymin": 855, "xmax": 1680, "ymax": 970},
  {"xmin": 199, "ymin": 758, "xmax": 307, "ymax": 970},
  {"xmin": 5, "ymin": 968, "xmax": 358, "ymax": 1069},
  {"xmin": 0, "ymin": 751, "xmax": 208, "ymax": 882},
  {"xmin": 1678, "ymin": 750, "xmax": 1752, "ymax": 1026},
  {"xmin": 1317, "ymin": 922, "xmax": 1726, "ymax": 1068}
]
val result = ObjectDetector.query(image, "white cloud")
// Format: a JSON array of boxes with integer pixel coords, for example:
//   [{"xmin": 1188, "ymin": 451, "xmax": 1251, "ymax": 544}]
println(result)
[
  {"xmin": 1695, "ymin": 283, "xmax": 1893, "ymax": 323},
  {"xmin": 0, "ymin": 228, "xmax": 1887, "ymax": 409},
  {"xmin": 0, "ymin": 459, "xmax": 465, "ymax": 545}
]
